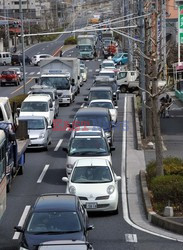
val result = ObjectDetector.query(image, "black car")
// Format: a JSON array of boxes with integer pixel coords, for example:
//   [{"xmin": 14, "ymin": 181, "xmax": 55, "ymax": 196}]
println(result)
[
  {"xmin": 14, "ymin": 194, "xmax": 94, "ymax": 250},
  {"xmin": 70, "ymin": 107, "xmax": 114, "ymax": 145},
  {"xmin": 11, "ymin": 54, "xmax": 32, "ymax": 65}
]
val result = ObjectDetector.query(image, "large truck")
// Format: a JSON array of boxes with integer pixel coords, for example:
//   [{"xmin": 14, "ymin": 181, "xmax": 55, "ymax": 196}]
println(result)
[
  {"xmin": 77, "ymin": 35, "xmax": 95, "ymax": 59},
  {"xmin": 117, "ymin": 70, "xmax": 139, "ymax": 93},
  {"xmin": 38, "ymin": 57, "xmax": 81, "ymax": 105}
]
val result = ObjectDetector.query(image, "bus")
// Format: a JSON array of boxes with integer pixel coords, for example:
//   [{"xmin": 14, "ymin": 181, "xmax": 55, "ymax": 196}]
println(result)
[
  {"xmin": 173, "ymin": 62, "xmax": 183, "ymax": 102},
  {"xmin": 0, "ymin": 130, "xmax": 7, "ymax": 220}
]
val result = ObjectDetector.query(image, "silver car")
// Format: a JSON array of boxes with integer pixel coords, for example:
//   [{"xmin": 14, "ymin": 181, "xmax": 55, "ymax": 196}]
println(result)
[
  {"xmin": 63, "ymin": 126, "xmax": 115, "ymax": 175},
  {"xmin": 18, "ymin": 116, "xmax": 52, "ymax": 150}
]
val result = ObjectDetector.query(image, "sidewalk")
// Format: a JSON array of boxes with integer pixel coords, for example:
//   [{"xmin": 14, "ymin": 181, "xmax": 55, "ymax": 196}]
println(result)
[{"xmin": 126, "ymin": 95, "xmax": 183, "ymax": 240}]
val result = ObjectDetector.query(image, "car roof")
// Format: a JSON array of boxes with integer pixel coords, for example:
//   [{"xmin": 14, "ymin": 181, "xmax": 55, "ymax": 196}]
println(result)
[
  {"xmin": 23, "ymin": 95, "xmax": 51, "ymax": 102},
  {"xmin": 18, "ymin": 116, "xmax": 46, "ymax": 121},
  {"xmin": 102, "ymin": 60, "xmax": 114, "ymax": 64},
  {"xmin": 89, "ymin": 99, "xmax": 113, "ymax": 104},
  {"xmin": 30, "ymin": 84, "xmax": 56, "ymax": 91},
  {"xmin": 90, "ymin": 86, "xmax": 112, "ymax": 91},
  {"xmin": 76, "ymin": 107, "xmax": 109, "ymax": 116},
  {"xmin": 99, "ymin": 69, "xmax": 115, "ymax": 73},
  {"xmin": 71, "ymin": 126, "xmax": 104, "ymax": 137},
  {"xmin": 75, "ymin": 158, "xmax": 109, "ymax": 167},
  {"xmin": 34, "ymin": 194, "xmax": 78, "ymax": 212}
]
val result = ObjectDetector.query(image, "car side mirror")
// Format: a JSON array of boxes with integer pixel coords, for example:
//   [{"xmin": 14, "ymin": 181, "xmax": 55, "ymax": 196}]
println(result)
[
  {"xmin": 84, "ymin": 97, "xmax": 88, "ymax": 101},
  {"xmin": 87, "ymin": 225, "xmax": 94, "ymax": 231},
  {"xmin": 110, "ymin": 145, "xmax": 115, "ymax": 151},
  {"xmin": 62, "ymin": 177, "xmax": 69, "ymax": 182},
  {"xmin": 115, "ymin": 176, "xmax": 121, "ymax": 182},
  {"xmin": 47, "ymin": 125, "xmax": 52, "ymax": 129},
  {"xmin": 115, "ymin": 106, "xmax": 118, "ymax": 109},
  {"xmin": 14, "ymin": 226, "xmax": 24, "ymax": 233},
  {"xmin": 62, "ymin": 147, "xmax": 68, "ymax": 153}
]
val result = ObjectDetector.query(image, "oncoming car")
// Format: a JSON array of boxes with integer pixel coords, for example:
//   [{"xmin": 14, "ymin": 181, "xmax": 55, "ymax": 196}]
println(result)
[{"xmin": 62, "ymin": 158, "xmax": 121, "ymax": 214}]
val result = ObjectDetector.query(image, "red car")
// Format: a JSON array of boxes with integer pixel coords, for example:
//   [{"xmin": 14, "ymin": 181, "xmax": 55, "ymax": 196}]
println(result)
[{"xmin": 0, "ymin": 70, "xmax": 20, "ymax": 86}]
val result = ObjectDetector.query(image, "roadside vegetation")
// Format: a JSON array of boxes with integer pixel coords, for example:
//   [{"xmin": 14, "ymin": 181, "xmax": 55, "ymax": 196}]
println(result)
[
  {"xmin": 9, "ymin": 94, "xmax": 28, "ymax": 109},
  {"xmin": 146, "ymin": 157, "xmax": 183, "ymax": 215},
  {"xmin": 64, "ymin": 36, "xmax": 77, "ymax": 45}
]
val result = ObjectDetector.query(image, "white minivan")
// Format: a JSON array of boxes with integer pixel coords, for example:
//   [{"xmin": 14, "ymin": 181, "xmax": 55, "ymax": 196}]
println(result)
[
  {"xmin": 0, "ymin": 52, "xmax": 11, "ymax": 65},
  {"xmin": 0, "ymin": 97, "xmax": 14, "ymax": 124},
  {"xmin": 19, "ymin": 95, "xmax": 54, "ymax": 126}
]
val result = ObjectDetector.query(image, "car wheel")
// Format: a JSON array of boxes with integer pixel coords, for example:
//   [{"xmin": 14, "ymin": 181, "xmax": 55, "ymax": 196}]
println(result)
[
  {"xmin": 1, "ymin": 83, "xmax": 4, "ymax": 87},
  {"xmin": 3, "ymin": 61, "xmax": 6, "ymax": 66},
  {"xmin": 7, "ymin": 173, "xmax": 13, "ymax": 193},
  {"xmin": 18, "ymin": 165, "xmax": 24, "ymax": 175},
  {"xmin": 120, "ymin": 85, "xmax": 128, "ymax": 93}
]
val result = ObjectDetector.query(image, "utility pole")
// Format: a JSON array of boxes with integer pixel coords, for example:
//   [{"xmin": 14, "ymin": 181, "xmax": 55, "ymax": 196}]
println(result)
[
  {"xmin": 138, "ymin": 0, "xmax": 146, "ymax": 138},
  {"xmin": 3, "ymin": 0, "xmax": 10, "ymax": 51},
  {"xmin": 19, "ymin": 0, "xmax": 26, "ymax": 94},
  {"xmin": 162, "ymin": 0, "xmax": 167, "ymax": 80}
]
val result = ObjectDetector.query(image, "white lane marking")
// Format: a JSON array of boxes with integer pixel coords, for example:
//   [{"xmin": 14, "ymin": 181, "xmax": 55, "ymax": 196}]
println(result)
[
  {"xmin": 89, "ymin": 69, "xmax": 93, "ymax": 72},
  {"xmin": 54, "ymin": 139, "xmax": 63, "ymax": 152},
  {"xmin": 121, "ymin": 96, "xmax": 183, "ymax": 242},
  {"xmin": 42, "ymin": 48, "xmax": 45, "ymax": 50},
  {"xmin": 37, "ymin": 164, "xmax": 49, "ymax": 183},
  {"xmin": 37, "ymin": 71, "xmax": 40, "ymax": 75},
  {"xmin": 12, "ymin": 205, "xmax": 31, "ymax": 240},
  {"xmin": 29, "ymin": 72, "xmax": 35, "ymax": 75},
  {"xmin": 125, "ymin": 234, "xmax": 138, "ymax": 243},
  {"xmin": 98, "ymin": 59, "xmax": 102, "ymax": 62}
]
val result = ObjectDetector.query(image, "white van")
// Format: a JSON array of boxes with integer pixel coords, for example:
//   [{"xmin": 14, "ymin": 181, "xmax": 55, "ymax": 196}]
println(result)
[
  {"xmin": 0, "ymin": 97, "xmax": 14, "ymax": 124},
  {"xmin": 19, "ymin": 95, "xmax": 54, "ymax": 126},
  {"xmin": 0, "ymin": 52, "xmax": 11, "ymax": 65}
]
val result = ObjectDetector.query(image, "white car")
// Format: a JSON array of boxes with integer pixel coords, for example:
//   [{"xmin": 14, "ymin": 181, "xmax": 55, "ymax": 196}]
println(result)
[
  {"xmin": 32, "ymin": 54, "xmax": 52, "ymax": 66},
  {"xmin": 100, "ymin": 59, "xmax": 116, "ymax": 70},
  {"xmin": 80, "ymin": 66, "xmax": 87, "ymax": 82},
  {"xmin": 88, "ymin": 99, "xmax": 118, "ymax": 123},
  {"xmin": 62, "ymin": 158, "xmax": 121, "ymax": 213},
  {"xmin": 8, "ymin": 67, "xmax": 23, "ymax": 81}
]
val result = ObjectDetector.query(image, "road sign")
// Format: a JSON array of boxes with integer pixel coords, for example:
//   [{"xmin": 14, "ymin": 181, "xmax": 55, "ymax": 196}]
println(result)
[
  {"xmin": 180, "ymin": 32, "xmax": 183, "ymax": 43},
  {"xmin": 180, "ymin": 5, "xmax": 183, "ymax": 28}
]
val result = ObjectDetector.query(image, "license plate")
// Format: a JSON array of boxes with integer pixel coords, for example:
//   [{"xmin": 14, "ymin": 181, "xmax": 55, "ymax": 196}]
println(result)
[{"xmin": 86, "ymin": 203, "xmax": 97, "ymax": 209}]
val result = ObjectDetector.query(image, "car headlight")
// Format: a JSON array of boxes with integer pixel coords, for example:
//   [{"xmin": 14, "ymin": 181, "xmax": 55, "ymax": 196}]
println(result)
[
  {"xmin": 69, "ymin": 185, "xmax": 76, "ymax": 194},
  {"xmin": 39, "ymin": 133, "xmax": 45, "ymax": 139},
  {"xmin": 105, "ymin": 132, "xmax": 111, "ymax": 138},
  {"xmin": 107, "ymin": 185, "xmax": 115, "ymax": 195},
  {"xmin": 62, "ymin": 95, "xmax": 70, "ymax": 98}
]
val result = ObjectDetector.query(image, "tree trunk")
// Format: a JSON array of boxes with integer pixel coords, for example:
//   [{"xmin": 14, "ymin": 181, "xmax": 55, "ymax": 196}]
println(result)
[{"xmin": 152, "ymin": 79, "xmax": 164, "ymax": 176}]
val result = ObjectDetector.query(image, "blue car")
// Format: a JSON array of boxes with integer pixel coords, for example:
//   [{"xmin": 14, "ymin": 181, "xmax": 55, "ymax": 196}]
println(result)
[{"xmin": 112, "ymin": 53, "xmax": 128, "ymax": 65}]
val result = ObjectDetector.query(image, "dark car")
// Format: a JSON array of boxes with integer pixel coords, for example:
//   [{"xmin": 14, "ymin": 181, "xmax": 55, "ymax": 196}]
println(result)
[
  {"xmin": 11, "ymin": 54, "xmax": 32, "ymax": 65},
  {"xmin": 14, "ymin": 194, "xmax": 94, "ymax": 250},
  {"xmin": 70, "ymin": 107, "xmax": 114, "ymax": 145},
  {"xmin": 84, "ymin": 86, "xmax": 117, "ymax": 105}
]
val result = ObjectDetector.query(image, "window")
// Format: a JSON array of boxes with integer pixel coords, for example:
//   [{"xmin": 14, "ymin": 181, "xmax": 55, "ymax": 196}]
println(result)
[{"xmin": 4, "ymin": 103, "xmax": 11, "ymax": 120}]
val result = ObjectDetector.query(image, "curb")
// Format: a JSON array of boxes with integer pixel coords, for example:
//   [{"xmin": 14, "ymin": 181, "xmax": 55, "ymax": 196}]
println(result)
[
  {"xmin": 133, "ymin": 95, "xmax": 142, "ymax": 150},
  {"xmin": 139, "ymin": 170, "xmax": 183, "ymax": 235}
]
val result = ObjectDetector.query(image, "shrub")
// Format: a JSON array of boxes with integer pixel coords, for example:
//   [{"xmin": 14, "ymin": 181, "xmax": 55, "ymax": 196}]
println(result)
[
  {"xmin": 9, "ymin": 94, "xmax": 28, "ymax": 109},
  {"xmin": 151, "ymin": 175, "xmax": 183, "ymax": 212},
  {"xmin": 64, "ymin": 36, "xmax": 77, "ymax": 45}
]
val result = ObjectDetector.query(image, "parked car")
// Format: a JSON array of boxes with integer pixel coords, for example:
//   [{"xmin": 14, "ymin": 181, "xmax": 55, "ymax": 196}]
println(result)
[
  {"xmin": 63, "ymin": 126, "xmax": 115, "ymax": 175},
  {"xmin": 8, "ymin": 67, "xmax": 23, "ymax": 81},
  {"xmin": 0, "ymin": 69, "xmax": 20, "ymax": 86},
  {"xmin": 69, "ymin": 107, "xmax": 114, "ymax": 145},
  {"xmin": 112, "ymin": 53, "xmax": 128, "ymax": 65},
  {"xmin": 88, "ymin": 99, "xmax": 118, "ymax": 123},
  {"xmin": 19, "ymin": 94, "xmax": 54, "ymax": 126},
  {"xmin": 18, "ymin": 116, "xmax": 52, "ymax": 150},
  {"xmin": 38, "ymin": 240, "xmax": 94, "ymax": 250},
  {"xmin": 28, "ymin": 85, "xmax": 59, "ymax": 118},
  {"xmin": 32, "ymin": 54, "xmax": 52, "ymax": 66},
  {"xmin": 14, "ymin": 194, "xmax": 94, "ymax": 250},
  {"xmin": 11, "ymin": 54, "xmax": 32, "ymax": 65},
  {"xmin": 62, "ymin": 158, "xmax": 121, "ymax": 213}
]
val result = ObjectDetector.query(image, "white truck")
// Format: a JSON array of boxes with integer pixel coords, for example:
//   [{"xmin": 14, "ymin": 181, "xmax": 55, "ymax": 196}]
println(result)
[
  {"xmin": 38, "ymin": 57, "xmax": 80, "ymax": 105},
  {"xmin": 117, "ymin": 70, "xmax": 139, "ymax": 93},
  {"xmin": 77, "ymin": 35, "xmax": 95, "ymax": 59}
]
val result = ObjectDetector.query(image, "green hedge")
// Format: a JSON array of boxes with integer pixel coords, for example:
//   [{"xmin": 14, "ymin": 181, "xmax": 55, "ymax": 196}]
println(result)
[
  {"xmin": 38, "ymin": 28, "xmax": 64, "ymax": 42},
  {"xmin": 9, "ymin": 94, "xmax": 28, "ymax": 109},
  {"xmin": 64, "ymin": 36, "xmax": 77, "ymax": 45},
  {"xmin": 151, "ymin": 175, "xmax": 183, "ymax": 213}
]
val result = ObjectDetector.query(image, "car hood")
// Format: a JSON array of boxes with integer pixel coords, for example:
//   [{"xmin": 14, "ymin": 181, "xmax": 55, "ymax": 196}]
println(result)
[
  {"xmin": 70, "ymin": 183, "xmax": 113, "ymax": 198},
  {"xmin": 24, "ymin": 231, "xmax": 85, "ymax": 250},
  {"xmin": 28, "ymin": 129, "xmax": 45, "ymax": 139}
]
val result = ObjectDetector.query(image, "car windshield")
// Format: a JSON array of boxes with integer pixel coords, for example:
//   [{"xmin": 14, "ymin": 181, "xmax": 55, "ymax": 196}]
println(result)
[
  {"xmin": 24, "ymin": 119, "xmax": 45, "ymax": 130},
  {"xmin": 89, "ymin": 102, "xmax": 113, "ymax": 109},
  {"xmin": 79, "ymin": 45, "xmax": 92, "ymax": 51},
  {"xmin": 80, "ymin": 68, "xmax": 85, "ymax": 73},
  {"xmin": 21, "ymin": 102, "xmax": 48, "ymax": 112},
  {"xmin": 89, "ymin": 91, "xmax": 112, "ymax": 100},
  {"xmin": 71, "ymin": 166, "xmax": 112, "ymax": 183},
  {"xmin": 114, "ymin": 54, "xmax": 122, "ymax": 59},
  {"xmin": 1, "ymin": 71, "xmax": 14, "ymax": 75},
  {"xmin": 41, "ymin": 77, "xmax": 70, "ymax": 90},
  {"xmin": 69, "ymin": 137, "xmax": 109, "ymax": 156},
  {"xmin": 102, "ymin": 63, "xmax": 115, "ymax": 68},
  {"xmin": 75, "ymin": 115, "xmax": 111, "ymax": 130},
  {"xmin": 94, "ymin": 82, "xmax": 117, "ymax": 92},
  {"xmin": 26, "ymin": 211, "xmax": 81, "ymax": 233},
  {"xmin": 99, "ymin": 72, "xmax": 115, "ymax": 79}
]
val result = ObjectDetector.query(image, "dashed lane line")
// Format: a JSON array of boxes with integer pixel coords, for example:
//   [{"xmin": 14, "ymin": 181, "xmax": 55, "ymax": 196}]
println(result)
[
  {"xmin": 125, "ymin": 234, "xmax": 138, "ymax": 243},
  {"xmin": 11, "ymin": 77, "xmax": 34, "ymax": 95},
  {"xmin": 37, "ymin": 164, "xmax": 49, "ymax": 183},
  {"xmin": 54, "ymin": 139, "xmax": 63, "ymax": 152},
  {"xmin": 12, "ymin": 205, "xmax": 31, "ymax": 240}
]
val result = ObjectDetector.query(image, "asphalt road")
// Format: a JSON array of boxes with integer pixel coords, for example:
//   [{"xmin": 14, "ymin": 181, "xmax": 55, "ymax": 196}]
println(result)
[{"xmin": 0, "ymin": 17, "xmax": 183, "ymax": 250}]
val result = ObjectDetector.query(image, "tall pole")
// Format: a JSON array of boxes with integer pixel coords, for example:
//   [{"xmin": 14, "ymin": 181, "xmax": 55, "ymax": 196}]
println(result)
[
  {"xmin": 19, "ymin": 0, "xmax": 26, "ymax": 94},
  {"xmin": 139, "ymin": 0, "xmax": 146, "ymax": 138},
  {"xmin": 178, "ymin": 4, "xmax": 181, "ymax": 65},
  {"xmin": 162, "ymin": 0, "xmax": 167, "ymax": 79}
]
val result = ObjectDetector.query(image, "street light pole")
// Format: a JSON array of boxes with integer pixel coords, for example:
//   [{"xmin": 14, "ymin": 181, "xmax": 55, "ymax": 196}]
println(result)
[{"xmin": 19, "ymin": 0, "xmax": 26, "ymax": 94}]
